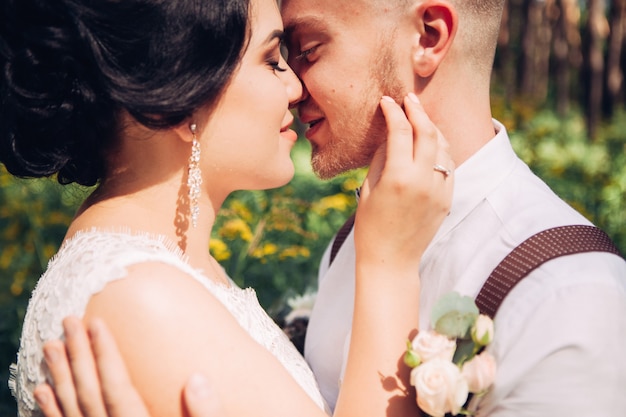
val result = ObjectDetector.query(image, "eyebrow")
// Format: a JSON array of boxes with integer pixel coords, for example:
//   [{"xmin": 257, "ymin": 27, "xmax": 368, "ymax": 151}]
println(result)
[
  {"xmin": 264, "ymin": 29, "xmax": 285, "ymax": 45},
  {"xmin": 284, "ymin": 16, "xmax": 327, "ymax": 38}
]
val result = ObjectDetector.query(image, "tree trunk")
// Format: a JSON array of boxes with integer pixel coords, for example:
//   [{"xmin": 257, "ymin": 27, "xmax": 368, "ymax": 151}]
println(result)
[
  {"xmin": 521, "ymin": 0, "xmax": 554, "ymax": 104},
  {"xmin": 605, "ymin": 0, "xmax": 626, "ymax": 115},
  {"xmin": 553, "ymin": 0, "xmax": 582, "ymax": 115},
  {"xmin": 583, "ymin": 0, "xmax": 609, "ymax": 140}
]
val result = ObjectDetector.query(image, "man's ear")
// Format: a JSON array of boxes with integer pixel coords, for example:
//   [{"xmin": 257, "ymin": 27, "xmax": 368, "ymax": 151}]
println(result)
[{"xmin": 411, "ymin": 0, "xmax": 457, "ymax": 78}]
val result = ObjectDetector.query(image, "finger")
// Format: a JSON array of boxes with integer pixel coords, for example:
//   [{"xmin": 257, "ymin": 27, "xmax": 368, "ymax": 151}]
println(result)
[
  {"xmin": 42, "ymin": 340, "xmax": 82, "ymax": 417},
  {"xmin": 361, "ymin": 95, "xmax": 404, "ymax": 199},
  {"xmin": 88, "ymin": 318, "xmax": 151, "ymax": 417},
  {"xmin": 184, "ymin": 374, "xmax": 225, "ymax": 417},
  {"xmin": 434, "ymin": 148, "xmax": 455, "ymax": 180},
  {"xmin": 378, "ymin": 95, "xmax": 415, "ymax": 176},
  {"xmin": 63, "ymin": 317, "xmax": 107, "ymax": 417},
  {"xmin": 360, "ymin": 141, "xmax": 386, "ymax": 201},
  {"xmin": 35, "ymin": 384, "xmax": 64, "ymax": 417},
  {"xmin": 402, "ymin": 93, "xmax": 439, "ymax": 172}
]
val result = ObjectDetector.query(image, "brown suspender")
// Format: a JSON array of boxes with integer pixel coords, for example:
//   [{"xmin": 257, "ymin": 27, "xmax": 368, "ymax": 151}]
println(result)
[
  {"xmin": 329, "ymin": 218, "xmax": 623, "ymax": 317},
  {"xmin": 329, "ymin": 213, "xmax": 355, "ymax": 265},
  {"xmin": 475, "ymin": 225, "xmax": 622, "ymax": 318}
]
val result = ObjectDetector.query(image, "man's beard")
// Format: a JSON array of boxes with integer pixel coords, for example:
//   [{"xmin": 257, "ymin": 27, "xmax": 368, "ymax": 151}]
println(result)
[{"xmin": 310, "ymin": 45, "xmax": 405, "ymax": 180}]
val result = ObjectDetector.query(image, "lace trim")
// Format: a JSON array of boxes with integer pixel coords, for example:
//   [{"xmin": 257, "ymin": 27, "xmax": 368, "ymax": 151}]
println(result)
[
  {"xmin": 8, "ymin": 363, "xmax": 17, "ymax": 398},
  {"xmin": 11, "ymin": 230, "xmax": 325, "ymax": 417}
]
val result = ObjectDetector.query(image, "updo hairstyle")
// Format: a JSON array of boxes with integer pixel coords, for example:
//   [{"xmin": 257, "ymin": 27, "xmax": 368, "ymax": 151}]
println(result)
[{"xmin": 0, "ymin": 0, "xmax": 250, "ymax": 186}]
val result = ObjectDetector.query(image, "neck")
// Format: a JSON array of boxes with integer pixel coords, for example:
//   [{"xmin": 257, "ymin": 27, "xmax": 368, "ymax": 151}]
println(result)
[
  {"xmin": 68, "ymin": 170, "xmax": 222, "ymax": 274},
  {"xmin": 417, "ymin": 67, "xmax": 496, "ymax": 168}
]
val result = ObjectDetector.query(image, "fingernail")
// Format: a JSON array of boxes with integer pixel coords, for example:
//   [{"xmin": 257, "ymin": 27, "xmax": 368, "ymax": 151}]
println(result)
[
  {"xmin": 381, "ymin": 96, "xmax": 395, "ymax": 103},
  {"xmin": 34, "ymin": 390, "xmax": 48, "ymax": 407},
  {"xmin": 43, "ymin": 345, "xmax": 58, "ymax": 364},
  {"xmin": 187, "ymin": 373, "xmax": 211, "ymax": 399},
  {"xmin": 407, "ymin": 92, "xmax": 420, "ymax": 104}
]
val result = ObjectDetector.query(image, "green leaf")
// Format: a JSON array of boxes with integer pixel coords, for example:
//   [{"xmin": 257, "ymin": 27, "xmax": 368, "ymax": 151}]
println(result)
[
  {"xmin": 431, "ymin": 292, "xmax": 479, "ymax": 338},
  {"xmin": 452, "ymin": 338, "xmax": 477, "ymax": 366}
]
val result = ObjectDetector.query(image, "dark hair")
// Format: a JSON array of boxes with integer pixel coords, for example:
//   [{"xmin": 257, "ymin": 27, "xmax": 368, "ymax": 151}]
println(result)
[{"xmin": 0, "ymin": 0, "xmax": 250, "ymax": 186}]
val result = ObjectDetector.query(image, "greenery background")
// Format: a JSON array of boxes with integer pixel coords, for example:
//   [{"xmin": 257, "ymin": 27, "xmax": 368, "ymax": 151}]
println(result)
[
  {"xmin": 1, "ymin": 102, "xmax": 625, "ymax": 415},
  {"xmin": 2, "ymin": 1, "xmax": 626, "ymax": 414}
]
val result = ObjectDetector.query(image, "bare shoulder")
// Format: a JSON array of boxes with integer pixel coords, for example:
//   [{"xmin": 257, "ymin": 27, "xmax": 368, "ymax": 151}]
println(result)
[
  {"xmin": 85, "ymin": 260, "xmax": 227, "ymax": 326},
  {"xmin": 83, "ymin": 261, "xmax": 240, "ymax": 416},
  {"xmin": 82, "ymin": 261, "xmax": 324, "ymax": 417}
]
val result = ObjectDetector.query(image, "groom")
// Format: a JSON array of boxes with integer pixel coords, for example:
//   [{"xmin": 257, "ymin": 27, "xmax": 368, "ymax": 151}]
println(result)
[
  {"xmin": 36, "ymin": 0, "xmax": 626, "ymax": 415},
  {"xmin": 281, "ymin": 1, "xmax": 626, "ymax": 414}
]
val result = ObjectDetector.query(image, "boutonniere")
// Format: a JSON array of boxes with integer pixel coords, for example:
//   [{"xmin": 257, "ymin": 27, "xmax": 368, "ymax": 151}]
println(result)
[{"xmin": 404, "ymin": 292, "xmax": 496, "ymax": 417}]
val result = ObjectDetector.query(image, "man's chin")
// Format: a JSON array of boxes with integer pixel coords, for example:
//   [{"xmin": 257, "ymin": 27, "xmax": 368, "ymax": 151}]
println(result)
[{"xmin": 310, "ymin": 156, "xmax": 364, "ymax": 180}]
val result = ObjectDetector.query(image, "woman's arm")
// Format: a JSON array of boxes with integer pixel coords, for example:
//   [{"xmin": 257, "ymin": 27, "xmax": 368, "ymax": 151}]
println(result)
[
  {"xmin": 37, "ymin": 94, "xmax": 452, "ymax": 417},
  {"xmin": 335, "ymin": 94, "xmax": 453, "ymax": 417}
]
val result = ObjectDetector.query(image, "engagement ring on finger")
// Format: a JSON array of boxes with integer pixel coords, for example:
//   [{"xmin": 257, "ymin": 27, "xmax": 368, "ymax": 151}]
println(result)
[{"xmin": 433, "ymin": 164, "xmax": 452, "ymax": 178}]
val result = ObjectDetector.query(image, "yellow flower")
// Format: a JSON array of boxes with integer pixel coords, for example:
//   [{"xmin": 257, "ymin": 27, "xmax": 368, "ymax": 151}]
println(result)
[
  {"xmin": 11, "ymin": 270, "xmax": 26, "ymax": 296},
  {"xmin": 0, "ymin": 246, "xmax": 17, "ymax": 269},
  {"xmin": 218, "ymin": 218, "xmax": 253, "ymax": 242},
  {"xmin": 209, "ymin": 239, "xmax": 231, "ymax": 262},
  {"xmin": 313, "ymin": 193, "xmax": 353, "ymax": 215},
  {"xmin": 229, "ymin": 200, "xmax": 254, "ymax": 222},
  {"xmin": 251, "ymin": 243, "xmax": 279, "ymax": 260},
  {"xmin": 43, "ymin": 244, "xmax": 57, "ymax": 261},
  {"xmin": 279, "ymin": 246, "xmax": 311, "ymax": 260},
  {"xmin": 342, "ymin": 177, "xmax": 361, "ymax": 192}
]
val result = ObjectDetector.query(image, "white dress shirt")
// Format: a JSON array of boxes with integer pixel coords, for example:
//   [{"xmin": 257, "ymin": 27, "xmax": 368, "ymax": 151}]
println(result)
[{"xmin": 305, "ymin": 120, "xmax": 626, "ymax": 416}]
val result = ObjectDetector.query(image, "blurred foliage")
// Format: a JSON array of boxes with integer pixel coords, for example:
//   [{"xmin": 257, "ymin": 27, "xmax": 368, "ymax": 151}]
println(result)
[
  {"xmin": 494, "ymin": 99, "xmax": 626, "ymax": 252},
  {"xmin": 211, "ymin": 139, "xmax": 364, "ymax": 311},
  {"xmin": 0, "ymin": 173, "xmax": 91, "ymax": 416},
  {"xmin": 1, "ymin": 107, "xmax": 624, "ymax": 415},
  {"xmin": 0, "ymin": 139, "xmax": 363, "ymax": 416}
]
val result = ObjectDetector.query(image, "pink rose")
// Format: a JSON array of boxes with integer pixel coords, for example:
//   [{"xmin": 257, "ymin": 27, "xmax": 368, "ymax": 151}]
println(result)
[
  {"xmin": 411, "ymin": 358, "xmax": 469, "ymax": 417},
  {"xmin": 411, "ymin": 330, "xmax": 456, "ymax": 363},
  {"xmin": 461, "ymin": 351, "xmax": 497, "ymax": 394}
]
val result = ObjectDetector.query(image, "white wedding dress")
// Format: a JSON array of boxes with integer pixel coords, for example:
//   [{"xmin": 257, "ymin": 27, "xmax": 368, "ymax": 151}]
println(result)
[{"xmin": 10, "ymin": 230, "xmax": 327, "ymax": 417}]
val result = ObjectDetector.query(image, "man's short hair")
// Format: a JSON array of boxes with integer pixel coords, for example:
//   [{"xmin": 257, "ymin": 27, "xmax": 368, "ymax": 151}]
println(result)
[{"xmin": 371, "ymin": 0, "xmax": 505, "ymax": 74}]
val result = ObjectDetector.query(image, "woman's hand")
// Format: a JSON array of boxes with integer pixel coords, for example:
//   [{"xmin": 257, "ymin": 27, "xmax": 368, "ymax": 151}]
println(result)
[
  {"xmin": 34, "ymin": 317, "xmax": 226, "ymax": 417},
  {"xmin": 337, "ymin": 93, "xmax": 453, "ymax": 417},
  {"xmin": 355, "ymin": 93, "xmax": 454, "ymax": 271}
]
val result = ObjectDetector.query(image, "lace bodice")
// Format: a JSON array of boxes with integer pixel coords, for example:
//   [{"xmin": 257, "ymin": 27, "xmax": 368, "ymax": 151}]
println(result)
[{"xmin": 10, "ymin": 230, "xmax": 327, "ymax": 416}]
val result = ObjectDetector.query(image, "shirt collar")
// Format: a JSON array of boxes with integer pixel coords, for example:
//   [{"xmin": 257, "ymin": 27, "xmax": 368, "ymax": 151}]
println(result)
[{"xmin": 430, "ymin": 119, "xmax": 518, "ymax": 243}]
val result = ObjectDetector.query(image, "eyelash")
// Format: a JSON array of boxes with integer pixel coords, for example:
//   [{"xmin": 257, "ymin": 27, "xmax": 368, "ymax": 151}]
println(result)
[
  {"xmin": 269, "ymin": 60, "xmax": 287, "ymax": 72},
  {"xmin": 295, "ymin": 46, "xmax": 318, "ymax": 61}
]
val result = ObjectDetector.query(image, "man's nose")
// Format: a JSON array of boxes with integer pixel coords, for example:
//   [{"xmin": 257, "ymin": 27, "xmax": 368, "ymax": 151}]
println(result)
[{"xmin": 289, "ymin": 79, "xmax": 309, "ymax": 109}]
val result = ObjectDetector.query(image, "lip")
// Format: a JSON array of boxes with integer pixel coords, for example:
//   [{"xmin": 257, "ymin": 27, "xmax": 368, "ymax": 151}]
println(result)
[
  {"xmin": 280, "ymin": 113, "xmax": 295, "ymax": 132},
  {"xmin": 298, "ymin": 111, "xmax": 324, "ymax": 125},
  {"xmin": 280, "ymin": 128, "xmax": 298, "ymax": 143},
  {"xmin": 299, "ymin": 113, "xmax": 325, "ymax": 141},
  {"xmin": 279, "ymin": 114, "xmax": 298, "ymax": 143},
  {"xmin": 304, "ymin": 119, "xmax": 323, "ymax": 141}
]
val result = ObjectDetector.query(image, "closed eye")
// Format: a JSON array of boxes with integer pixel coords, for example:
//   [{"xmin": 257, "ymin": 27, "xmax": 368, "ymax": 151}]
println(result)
[
  {"xmin": 269, "ymin": 60, "xmax": 287, "ymax": 72},
  {"xmin": 296, "ymin": 45, "xmax": 319, "ymax": 62}
]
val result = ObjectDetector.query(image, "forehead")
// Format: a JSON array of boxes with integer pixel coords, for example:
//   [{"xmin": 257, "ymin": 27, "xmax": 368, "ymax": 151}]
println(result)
[
  {"xmin": 250, "ymin": 0, "xmax": 282, "ymax": 30},
  {"xmin": 281, "ymin": 0, "xmax": 378, "ymax": 42},
  {"xmin": 281, "ymin": 0, "xmax": 373, "ymax": 27}
]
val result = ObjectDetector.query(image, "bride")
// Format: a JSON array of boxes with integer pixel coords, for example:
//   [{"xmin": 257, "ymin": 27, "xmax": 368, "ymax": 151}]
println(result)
[{"xmin": 0, "ymin": 0, "xmax": 453, "ymax": 416}]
